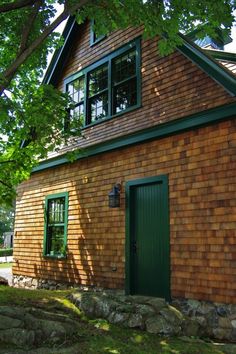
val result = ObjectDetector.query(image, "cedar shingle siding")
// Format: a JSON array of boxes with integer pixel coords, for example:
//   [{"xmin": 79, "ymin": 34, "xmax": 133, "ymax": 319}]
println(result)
[
  {"xmin": 13, "ymin": 21, "xmax": 236, "ymax": 303},
  {"xmin": 53, "ymin": 21, "xmax": 235, "ymax": 156}
]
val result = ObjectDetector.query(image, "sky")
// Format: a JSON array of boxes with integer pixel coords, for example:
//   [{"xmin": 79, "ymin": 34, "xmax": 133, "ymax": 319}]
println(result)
[{"xmin": 225, "ymin": 23, "xmax": 236, "ymax": 52}]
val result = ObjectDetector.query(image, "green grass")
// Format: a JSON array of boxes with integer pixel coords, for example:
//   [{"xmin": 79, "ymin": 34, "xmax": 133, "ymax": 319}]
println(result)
[
  {"xmin": 0, "ymin": 285, "xmax": 235, "ymax": 354},
  {"xmin": 0, "ymin": 262, "xmax": 12, "ymax": 268},
  {"xmin": 0, "ymin": 285, "xmax": 73, "ymax": 309}
]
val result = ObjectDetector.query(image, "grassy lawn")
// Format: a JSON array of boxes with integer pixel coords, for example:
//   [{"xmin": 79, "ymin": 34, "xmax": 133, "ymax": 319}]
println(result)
[
  {"xmin": 0, "ymin": 285, "xmax": 235, "ymax": 354},
  {"xmin": 0, "ymin": 262, "xmax": 12, "ymax": 269}
]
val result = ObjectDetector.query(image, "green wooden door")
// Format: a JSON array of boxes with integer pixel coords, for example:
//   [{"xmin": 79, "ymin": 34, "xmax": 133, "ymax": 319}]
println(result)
[{"xmin": 126, "ymin": 175, "xmax": 170, "ymax": 300}]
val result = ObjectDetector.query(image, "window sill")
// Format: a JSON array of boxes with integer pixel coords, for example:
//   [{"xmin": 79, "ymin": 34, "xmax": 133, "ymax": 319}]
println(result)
[
  {"xmin": 90, "ymin": 35, "xmax": 106, "ymax": 47},
  {"xmin": 43, "ymin": 254, "xmax": 67, "ymax": 260},
  {"xmin": 82, "ymin": 104, "xmax": 142, "ymax": 130}
]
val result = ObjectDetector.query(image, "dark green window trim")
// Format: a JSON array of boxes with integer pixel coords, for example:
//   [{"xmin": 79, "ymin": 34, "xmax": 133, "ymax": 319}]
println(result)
[
  {"xmin": 64, "ymin": 37, "xmax": 141, "ymax": 127},
  {"xmin": 90, "ymin": 20, "xmax": 106, "ymax": 46},
  {"xmin": 43, "ymin": 192, "xmax": 69, "ymax": 259}
]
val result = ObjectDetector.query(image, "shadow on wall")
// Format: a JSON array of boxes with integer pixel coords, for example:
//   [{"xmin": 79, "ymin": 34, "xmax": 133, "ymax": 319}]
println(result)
[{"xmin": 22, "ymin": 166, "xmax": 125, "ymax": 289}]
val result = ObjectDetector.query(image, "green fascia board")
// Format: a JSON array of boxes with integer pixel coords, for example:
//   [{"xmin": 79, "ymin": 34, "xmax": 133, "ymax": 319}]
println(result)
[
  {"xmin": 178, "ymin": 33, "xmax": 236, "ymax": 96},
  {"xmin": 204, "ymin": 49, "xmax": 236, "ymax": 63},
  {"xmin": 43, "ymin": 17, "xmax": 78, "ymax": 85},
  {"xmin": 33, "ymin": 101, "xmax": 236, "ymax": 173}
]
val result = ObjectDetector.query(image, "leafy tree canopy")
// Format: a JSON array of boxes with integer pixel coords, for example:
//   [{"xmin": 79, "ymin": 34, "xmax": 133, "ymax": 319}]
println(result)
[
  {"xmin": 0, "ymin": 0, "xmax": 235, "ymax": 205},
  {"xmin": 0, "ymin": 206, "xmax": 14, "ymax": 237}
]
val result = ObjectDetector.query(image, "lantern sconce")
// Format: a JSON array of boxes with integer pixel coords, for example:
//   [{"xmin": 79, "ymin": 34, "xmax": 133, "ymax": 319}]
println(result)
[{"xmin": 108, "ymin": 183, "xmax": 121, "ymax": 208}]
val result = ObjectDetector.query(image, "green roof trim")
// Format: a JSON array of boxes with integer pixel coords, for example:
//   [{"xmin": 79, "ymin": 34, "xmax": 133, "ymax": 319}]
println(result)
[
  {"xmin": 178, "ymin": 33, "xmax": 236, "ymax": 96},
  {"xmin": 204, "ymin": 49, "xmax": 236, "ymax": 63},
  {"xmin": 43, "ymin": 17, "xmax": 78, "ymax": 85},
  {"xmin": 33, "ymin": 101, "xmax": 236, "ymax": 173}
]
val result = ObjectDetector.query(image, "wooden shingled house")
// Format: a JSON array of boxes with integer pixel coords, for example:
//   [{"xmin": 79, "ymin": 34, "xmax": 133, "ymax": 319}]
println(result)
[{"xmin": 13, "ymin": 17, "xmax": 236, "ymax": 304}]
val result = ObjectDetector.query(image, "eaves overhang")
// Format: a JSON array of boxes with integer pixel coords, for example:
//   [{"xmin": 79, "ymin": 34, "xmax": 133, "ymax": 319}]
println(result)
[
  {"xmin": 178, "ymin": 33, "xmax": 236, "ymax": 96},
  {"xmin": 203, "ymin": 49, "xmax": 236, "ymax": 63},
  {"xmin": 33, "ymin": 101, "xmax": 236, "ymax": 173},
  {"xmin": 43, "ymin": 17, "xmax": 78, "ymax": 85}
]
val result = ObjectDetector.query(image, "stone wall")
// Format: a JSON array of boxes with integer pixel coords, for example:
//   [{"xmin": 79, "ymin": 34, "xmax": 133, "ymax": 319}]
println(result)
[
  {"xmin": 12, "ymin": 275, "xmax": 70, "ymax": 290},
  {"xmin": 13, "ymin": 274, "xmax": 236, "ymax": 342},
  {"xmin": 71, "ymin": 289, "xmax": 236, "ymax": 342}
]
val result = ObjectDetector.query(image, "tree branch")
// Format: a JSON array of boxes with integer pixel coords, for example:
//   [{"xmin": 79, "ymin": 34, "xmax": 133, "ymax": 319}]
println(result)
[
  {"xmin": 0, "ymin": 0, "xmax": 90, "ymax": 95},
  {"xmin": 0, "ymin": 0, "xmax": 37, "ymax": 13},
  {"xmin": 19, "ymin": 0, "xmax": 42, "ymax": 53},
  {"xmin": 0, "ymin": 180, "xmax": 12, "ymax": 189},
  {"xmin": 0, "ymin": 160, "xmax": 16, "ymax": 165}
]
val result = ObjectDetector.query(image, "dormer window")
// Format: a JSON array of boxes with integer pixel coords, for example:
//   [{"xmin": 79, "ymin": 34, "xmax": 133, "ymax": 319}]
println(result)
[
  {"xmin": 65, "ymin": 38, "xmax": 141, "ymax": 127},
  {"xmin": 90, "ymin": 20, "xmax": 106, "ymax": 46}
]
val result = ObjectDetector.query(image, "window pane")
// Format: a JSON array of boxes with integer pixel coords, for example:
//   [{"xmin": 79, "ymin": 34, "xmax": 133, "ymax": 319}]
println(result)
[
  {"xmin": 89, "ymin": 65, "xmax": 108, "ymax": 96},
  {"xmin": 48, "ymin": 226, "xmax": 64, "ymax": 255},
  {"xmin": 71, "ymin": 103, "xmax": 84, "ymax": 122},
  {"xmin": 67, "ymin": 83, "xmax": 74, "ymax": 96},
  {"xmin": 48, "ymin": 197, "xmax": 65, "ymax": 224},
  {"xmin": 114, "ymin": 79, "xmax": 137, "ymax": 113},
  {"xmin": 113, "ymin": 49, "xmax": 136, "ymax": 84},
  {"xmin": 89, "ymin": 92, "xmax": 108, "ymax": 122},
  {"xmin": 68, "ymin": 77, "xmax": 84, "ymax": 103}
]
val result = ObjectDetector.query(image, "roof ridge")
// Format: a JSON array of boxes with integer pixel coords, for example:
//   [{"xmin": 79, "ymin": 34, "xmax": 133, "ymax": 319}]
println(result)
[{"xmin": 203, "ymin": 48, "xmax": 236, "ymax": 63}]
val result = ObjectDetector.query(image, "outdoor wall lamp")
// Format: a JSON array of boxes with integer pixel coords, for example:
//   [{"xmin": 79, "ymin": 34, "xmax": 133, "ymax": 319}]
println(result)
[{"xmin": 108, "ymin": 183, "xmax": 121, "ymax": 208}]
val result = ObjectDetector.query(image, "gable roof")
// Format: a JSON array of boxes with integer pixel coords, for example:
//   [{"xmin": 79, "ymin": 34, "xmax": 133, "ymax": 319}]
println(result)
[
  {"xmin": 43, "ymin": 17, "xmax": 78, "ymax": 85},
  {"xmin": 203, "ymin": 49, "xmax": 236, "ymax": 75},
  {"xmin": 43, "ymin": 17, "xmax": 236, "ymax": 96},
  {"xmin": 177, "ymin": 33, "xmax": 236, "ymax": 96}
]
